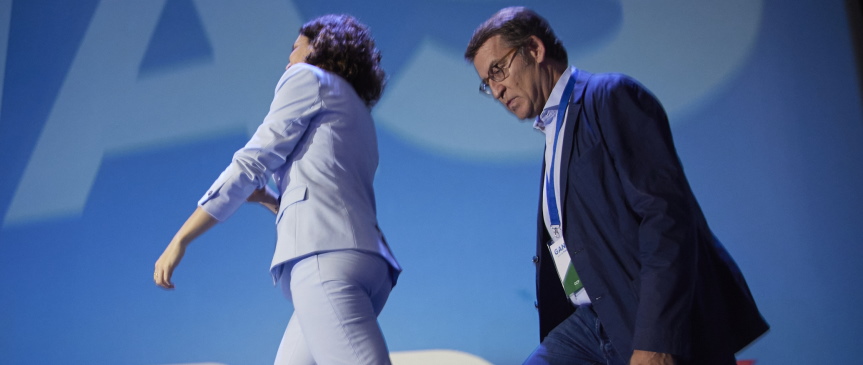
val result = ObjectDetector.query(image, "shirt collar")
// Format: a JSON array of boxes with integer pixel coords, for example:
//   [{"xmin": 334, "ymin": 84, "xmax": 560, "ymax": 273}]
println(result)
[{"xmin": 534, "ymin": 66, "xmax": 575, "ymax": 132}]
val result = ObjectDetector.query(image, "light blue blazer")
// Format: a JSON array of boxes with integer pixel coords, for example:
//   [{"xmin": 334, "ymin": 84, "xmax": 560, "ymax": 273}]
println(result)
[{"xmin": 198, "ymin": 63, "xmax": 400, "ymax": 283}]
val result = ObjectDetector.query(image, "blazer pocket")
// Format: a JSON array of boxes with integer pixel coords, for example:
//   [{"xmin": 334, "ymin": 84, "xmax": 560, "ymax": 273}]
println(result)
[{"xmin": 276, "ymin": 186, "xmax": 309, "ymax": 223}]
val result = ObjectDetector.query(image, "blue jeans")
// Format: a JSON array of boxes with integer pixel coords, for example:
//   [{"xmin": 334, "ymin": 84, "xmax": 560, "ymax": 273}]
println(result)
[{"xmin": 524, "ymin": 305, "xmax": 625, "ymax": 365}]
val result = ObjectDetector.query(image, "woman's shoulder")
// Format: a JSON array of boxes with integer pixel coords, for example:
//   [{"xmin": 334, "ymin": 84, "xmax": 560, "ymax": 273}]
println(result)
[
  {"xmin": 282, "ymin": 63, "xmax": 325, "ymax": 82},
  {"xmin": 283, "ymin": 63, "xmax": 350, "ymax": 88},
  {"xmin": 275, "ymin": 63, "xmax": 327, "ymax": 94}
]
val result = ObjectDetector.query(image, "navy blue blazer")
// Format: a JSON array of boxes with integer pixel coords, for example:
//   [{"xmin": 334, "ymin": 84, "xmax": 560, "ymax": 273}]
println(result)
[{"xmin": 534, "ymin": 69, "xmax": 769, "ymax": 360}]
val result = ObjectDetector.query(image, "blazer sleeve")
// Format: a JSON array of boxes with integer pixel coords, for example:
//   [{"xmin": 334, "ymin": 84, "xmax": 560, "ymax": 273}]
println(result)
[
  {"xmin": 591, "ymin": 75, "xmax": 698, "ymax": 356},
  {"xmin": 198, "ymin": 64, "xmax": 323, "ymax": 221}
]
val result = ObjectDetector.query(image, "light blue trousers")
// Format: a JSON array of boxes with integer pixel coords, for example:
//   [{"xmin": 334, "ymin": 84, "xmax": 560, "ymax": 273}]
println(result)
[{"xmin": 274, "ymin": 250, "xmax": 394, "ymax": 365}]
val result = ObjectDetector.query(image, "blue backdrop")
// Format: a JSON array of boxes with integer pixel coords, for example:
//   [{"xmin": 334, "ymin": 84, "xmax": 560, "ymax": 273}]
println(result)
[{"xmin": 1, "ymin": 0, "xmax": 861, "ymax": 364}]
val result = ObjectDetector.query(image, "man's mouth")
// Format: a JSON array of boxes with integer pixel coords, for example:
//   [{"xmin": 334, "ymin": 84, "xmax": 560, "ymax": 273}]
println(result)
[{"xmin": 505, "ymin": 97, "xmax": 515, "ymax": 109}]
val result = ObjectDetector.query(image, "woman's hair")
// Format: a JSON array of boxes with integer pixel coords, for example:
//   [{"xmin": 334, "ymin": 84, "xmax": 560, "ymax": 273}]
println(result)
[{"xmin": 300, "ymin": 14, "xmax": 386, "ymax": 107}]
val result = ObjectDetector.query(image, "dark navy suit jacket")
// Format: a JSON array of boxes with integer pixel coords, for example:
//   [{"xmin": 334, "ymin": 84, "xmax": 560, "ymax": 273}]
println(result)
[{"xmin": 534, "ymin": 69, "xmax": 769, "ymax": 360}]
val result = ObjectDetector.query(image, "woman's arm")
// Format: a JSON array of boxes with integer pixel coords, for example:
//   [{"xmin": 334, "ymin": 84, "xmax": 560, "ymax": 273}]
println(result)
[
  {"xmin": 154, "ymin": 67, "xmax": 319, "ymax": 289},
  {"xmin": 154, "ymin": 206, "xmax": 219, "ymax": 289}
]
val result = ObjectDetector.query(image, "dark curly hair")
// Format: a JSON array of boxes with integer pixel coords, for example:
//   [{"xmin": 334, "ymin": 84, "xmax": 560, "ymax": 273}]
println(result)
[{"xmin": 300, "ymin": 14, "xmax": 386, "ymax": 107}]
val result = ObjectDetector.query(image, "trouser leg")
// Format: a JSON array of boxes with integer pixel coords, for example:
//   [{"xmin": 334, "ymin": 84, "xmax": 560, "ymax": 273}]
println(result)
[
  {"xmin": 274, "ymin": 313, "xmax": 315, "ymax": 365},
  {"xmin": 523, "ymin": 305, "xmax": 625, "ymax": 365},
  {"xmin": 285, "ymin": 250, "xmax": 393, "ymax": 365}
]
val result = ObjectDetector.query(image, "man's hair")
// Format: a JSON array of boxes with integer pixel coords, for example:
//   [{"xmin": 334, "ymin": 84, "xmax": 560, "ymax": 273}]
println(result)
[
  {"xmin": 464, "ymin": 7, "xmax": 567, "ymax": 65},
  {"xmin": 300, "ymin": 14, "xmax": 386, "ymax": 107}
]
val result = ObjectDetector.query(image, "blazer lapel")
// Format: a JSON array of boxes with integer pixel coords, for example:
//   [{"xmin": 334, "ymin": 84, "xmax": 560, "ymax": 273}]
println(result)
[{"xmin": 558, "ymin": 69, "xmax": 591, "ymax": 223}]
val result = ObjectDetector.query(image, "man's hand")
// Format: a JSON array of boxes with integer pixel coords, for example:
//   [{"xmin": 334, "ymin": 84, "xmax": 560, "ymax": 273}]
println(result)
[{"xmin": 630, "ymin": 350, "xmax": 675, "ymax": 365}]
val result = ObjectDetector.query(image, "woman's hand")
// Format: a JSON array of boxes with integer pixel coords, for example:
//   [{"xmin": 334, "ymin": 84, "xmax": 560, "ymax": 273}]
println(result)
[
  {"xmin": 247, "ymin": 186, "xmax": 280, "ymax": 214},
  {"xmin": 154, "ymin": 242, "xmax": 186, "ymax": 289},
  {"xmin": 154, "ymin": 207, "xmax": 218, "ymax": 289}
]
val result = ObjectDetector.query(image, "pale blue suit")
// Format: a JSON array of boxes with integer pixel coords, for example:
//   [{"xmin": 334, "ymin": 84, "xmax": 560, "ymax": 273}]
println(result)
[{"xmin": 198, "ymin": 63, "xmax": 401, "ymax": 364}]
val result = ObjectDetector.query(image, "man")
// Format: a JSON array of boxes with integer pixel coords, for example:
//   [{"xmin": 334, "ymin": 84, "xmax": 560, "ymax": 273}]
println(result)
[{"xmin": 464, "ymin": 7, "xmax": 768, "ymax": 365}]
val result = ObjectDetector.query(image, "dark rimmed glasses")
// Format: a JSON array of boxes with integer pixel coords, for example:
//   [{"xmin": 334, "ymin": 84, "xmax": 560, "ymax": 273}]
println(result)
[{"xmin": 479, "ymin": 47, "xmax": 519, "ymax": 96}]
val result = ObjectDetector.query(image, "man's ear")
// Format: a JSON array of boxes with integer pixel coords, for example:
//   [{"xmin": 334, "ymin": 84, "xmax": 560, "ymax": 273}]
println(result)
[{"xmin": 527, "ymin": 35, "xmax": 546, "ymax": 64}]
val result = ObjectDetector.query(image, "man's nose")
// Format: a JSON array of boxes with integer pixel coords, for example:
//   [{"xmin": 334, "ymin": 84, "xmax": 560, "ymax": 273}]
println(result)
[{"xmin": 489, "ymin": 80, "xmax": 505, "ymax": 100}]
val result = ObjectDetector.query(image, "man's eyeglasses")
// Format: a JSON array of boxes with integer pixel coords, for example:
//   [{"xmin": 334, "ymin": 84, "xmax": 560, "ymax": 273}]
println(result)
[{"xmin": 479, "ymin": 47, "xmax": 519, "ymax": 96}]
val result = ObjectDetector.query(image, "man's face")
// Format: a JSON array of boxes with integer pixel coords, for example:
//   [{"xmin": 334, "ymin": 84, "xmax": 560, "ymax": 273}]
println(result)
[{"xmin": 472, "ymin": 35, "xmax": 545, "ymax": 120}]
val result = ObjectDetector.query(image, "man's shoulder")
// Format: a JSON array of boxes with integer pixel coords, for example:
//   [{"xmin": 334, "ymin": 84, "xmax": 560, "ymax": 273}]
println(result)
[
  {"xmin": 578, "ymin": 71, "xmax": 652, "ymax": 103},
  {"xmin": 585, "ymin": 71, "xmax": 641, "ymax": 91}
]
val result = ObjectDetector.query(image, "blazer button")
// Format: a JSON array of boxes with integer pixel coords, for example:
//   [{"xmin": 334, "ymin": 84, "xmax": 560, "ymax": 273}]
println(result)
[
  {"xmin": 594, "ymin": 295, "xmax": 602, "ymax": 301},
  {"xmin": 531, "ymin": 256, "xmax": 539, "ymax": 264}
]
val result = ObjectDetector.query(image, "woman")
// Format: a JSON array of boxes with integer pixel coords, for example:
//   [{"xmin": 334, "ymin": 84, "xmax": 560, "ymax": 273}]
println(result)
[{"xmin": 154, "ymin": 14, "xmax": 401, "ymax": 365}]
